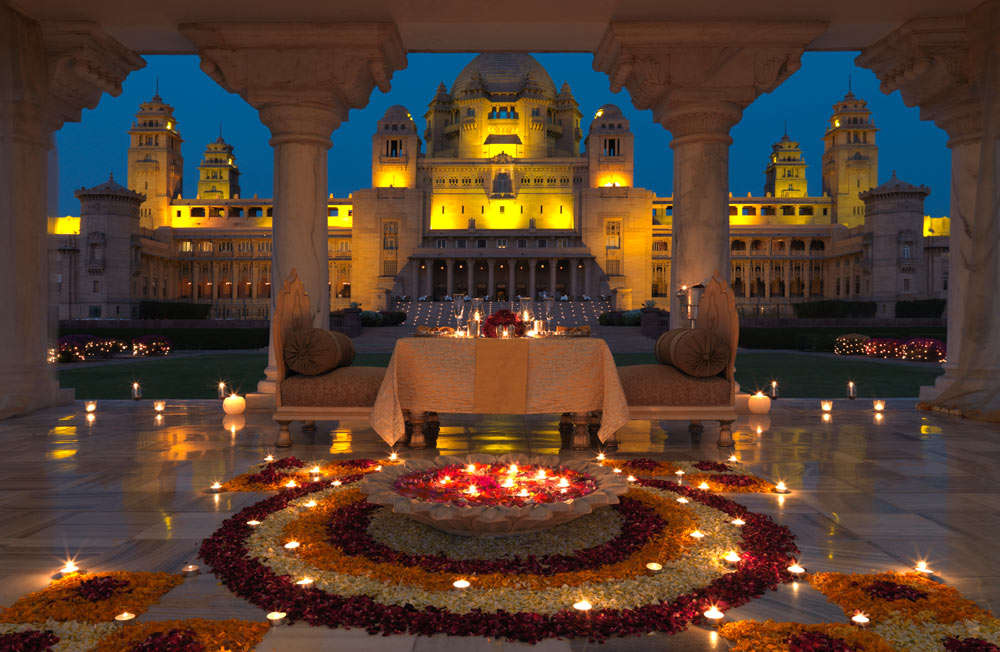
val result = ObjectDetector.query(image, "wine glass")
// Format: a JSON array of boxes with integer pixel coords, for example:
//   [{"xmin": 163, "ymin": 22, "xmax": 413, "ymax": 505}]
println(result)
[
  {"xmin": 452, "ymin": 293, "xmax": 466, "ymax": 331},
  {"xmin": 517, "ymin": 297, "xmax": 533, "ymax": 326},
  {"xmin": 544, "ymin": 296, "xmax": 556, "ymax": 333},
  {"xmin": 470, "ymin": 297, "xmax": 484, "ymax": 337}
]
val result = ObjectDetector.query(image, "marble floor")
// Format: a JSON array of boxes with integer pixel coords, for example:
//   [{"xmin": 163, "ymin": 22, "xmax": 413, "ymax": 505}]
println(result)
[{"xmin": 0, "ymin": 399, "xmax": 997, "ymax": 650}]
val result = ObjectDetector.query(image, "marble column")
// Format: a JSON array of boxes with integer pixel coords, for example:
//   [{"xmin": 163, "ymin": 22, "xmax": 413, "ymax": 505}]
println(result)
[
  {"xmin": 184, "ymin": 22, "xmax": 405, "ymax": 401},
  {"xmin": 595, "ymin": 20, "xmax": 824, "ymax": 329},
  {"xmin": 466, "ymin": 258, "xmax": 474, "ymax": 296},
  {"xmin": 0, "ymin": 13, "xmax": 143, "ymax": 419},
  {"xmin": 487, "ymin": 259, "xmax": 495, "ymax": 298},
  {"xmin": 584, "ymin": 260, "xmax": 593, "ymax": 298},
  {"xmin": 425, "ymin": 261, "xmax": 434, "ymax": 299},
  {"xmin": 445, "ymin": 259, "xmax": 455, "ymax": 296},
  {"xmin": 569, "ymin": 259, "xmax": 578, "ymax": 299},
  {"xmin": 528, "ymin": 259, "xmax": 537, "ymax": 300},
  {"xmin": 549, "ymin": 257, "xmax": 557, "ymax": 297},
  {"xmin": 410, "ymin": 259, "xmax": 419, "ymax": 299},
  {"xmin": 859, "ymin": 5, "xmax": 1000, "ymax": 421}
]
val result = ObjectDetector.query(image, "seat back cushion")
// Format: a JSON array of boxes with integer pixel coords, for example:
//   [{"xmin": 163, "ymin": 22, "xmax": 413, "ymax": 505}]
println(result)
[
  {"xmin": 283, "ymin": 328, "xmax": 355, "ymax": 376},
  {"xmin": 654, "ymin": 328, "xmax": 730, "ymax": 378}
]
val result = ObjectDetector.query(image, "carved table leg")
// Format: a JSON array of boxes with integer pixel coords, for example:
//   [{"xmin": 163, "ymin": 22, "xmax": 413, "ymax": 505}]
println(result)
[
  {"xmin": 275, "ymin": 421, "xmax": 292, "ymax": 448},
  {"xmin": 688, "ymin": 420, "xmax": 704, "ymax": 435},
  {"xmin": 409, "ymin": 411, "xmax": 427, "ymax": 449},
  {"xmin": 717, "ymin": 420, "xmax": 735, "ymax": 447},
  {"xmin": 302, "ymin": 420, "xmax": 317, "ymax": 432},
  {"xmin": 571, "ymin": 413, "xmax": 591, "ymax": 451}
]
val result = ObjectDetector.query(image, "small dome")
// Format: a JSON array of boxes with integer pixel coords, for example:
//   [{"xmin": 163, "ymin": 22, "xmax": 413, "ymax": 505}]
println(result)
[
  {"xmin": 76, "ymin": 173, "xmax": 145, "ymax": 201},
  {"xmin": 451, "ymin": 53, "xmax": 557, "ymax": 100},
  {"xmin": 382, "ymin": 105, "xmax": 413, "ymax": 122},
  {"xmin": 593, "ymin": 104, "xmax": 623, "ymax": 120},
  {"xmin": 860, "ymin": 171, "xmax": 930, "ymax": 200}
]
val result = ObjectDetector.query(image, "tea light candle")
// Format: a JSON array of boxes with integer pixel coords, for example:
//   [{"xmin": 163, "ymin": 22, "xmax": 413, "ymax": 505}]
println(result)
[
  {"xmin": 209, "ymin": 481, "xmax": 222, "ymax": 493},
  {"xmin": 266, "ymin": 611, "xmax": 287, "ymax": 627},
  {"xmin": 131, "ymin": 382, "xmax": 142, "ymax": 400},
  {"xmin": 820, "ymin": 400, "xmax": 833, "ymax": 412},
  {"xmin": 774, "ymin": 481, "xmax": 790, "ymax": 494},
  {"xmin": 728, "ymin": 455, "xmax": 738, "ymax": 463},
  {"xmin": 596, "ymin": 452, "xmax": 605, "ymax": 461},
  {"xmin": 284, "ymin": 541, "xmax": 300, "ymax": 550},
  {"xmin": 787, "ymin": 561, "xmax": 806, "ymax": 575},
  {"xmin": 851, "ymin": 611, "xmax": 870, "ymax": 627},
  {"xmin": 612, "ymin": 468, "xmax": 622, "ymax": 474},
  {"xmin": 731, "ymin": 517, "xmax": 745, "ymax": 526},
  {"xmin": 246, "ymin": 520, "xmax": 261, "ymax": 527},
  {"xmin": 331, "ymin": 480, "xmax": 342, "ymax": 486},
  {"xmin": 573, "ymin": 599, "xmax": 592, "ymax": 611},
  {"xmin": 676, "ymin": 497, "xmax": 689, "ymax": 504},
  {"xmin": 724, "ymin": 551, "xmax": 741, "ymax": 566},
  {"xmin": 284, "ymin": 480, "xmax": 297, "ymax": 489},
  {"xmin": 295, "ymin": 577, "xmax": 314, "ymax": 586},
  {"xmin": 689, "ymin": 530, "xmax": 705, "ymax": 539},
  {"xmin": 55, "ymin": 560, "xmax": 80, "ymax": 579},
  {"xmin": 873, "ymin": 400, "xmax": 885, "ymax": 412},
  {"xmin": 769, "ymin": 380, "xmax": 779, "ymax": 400},
  {"xmin": 703, "ymin": 605, "xmax": 725, "ymax": 626},
  {"xmin": 645, "ymin": 562, "xmax": 663, "ymax": 572},
  {"xmin": 389, "ymin": 451, "xmax": 398, "ymax": 461},
  {"xmin": 181, "ymin": 564, "xmax": 200, "ymax": 577},
  {"xmin": 223, "ymin": 394, "xmax": 246, "ymax": 415},
  {"xmin": 627, "ymin": 475, "xmax": 637, "ymax": 483},
  {"xmin": 698, "ymin": 482, "xmax": 710, "ymax": 490},
  {"xmin": 453, "ymin": 579, "xmax": 470, "ymax": 589},
  {"xmin": 114, "ymin": 611, "xmax": 135, "ymax": 622},
  {"xmin": 914, "ymin": 560, "xmax": 933, "ymax": 575},
  {"xmin": 265, "ymin": 454, "xmax": 275, "ymax": 462},
  {"xmin": 847, "ymin": 381, "xmax": 857, "ymax": 399},
  {"xmin": 153, "ymin": 400, "xmax": 165, "ymax": 412},
  {"xmin": 217, "ymin": 381, "xmax": 227, "ymax": 400},
  {"xmin": 85, "ymin": 400, "xmax": 97, "ymax": 413}
]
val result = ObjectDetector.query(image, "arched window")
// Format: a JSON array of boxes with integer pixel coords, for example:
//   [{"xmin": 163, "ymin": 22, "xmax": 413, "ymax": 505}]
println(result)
[{"xmin": 731, "ymin": 240, "xmax": 747, "ymax": 252}]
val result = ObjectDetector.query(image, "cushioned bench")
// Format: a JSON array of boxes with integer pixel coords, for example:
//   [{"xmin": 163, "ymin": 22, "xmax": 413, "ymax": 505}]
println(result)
[
  {"xmin": 272, "ymin": 270, "xmax": 386, "ymax": 447},
  {"xmin": 617, "ymin": 274, "xmax": 739, "ymax": 447}
]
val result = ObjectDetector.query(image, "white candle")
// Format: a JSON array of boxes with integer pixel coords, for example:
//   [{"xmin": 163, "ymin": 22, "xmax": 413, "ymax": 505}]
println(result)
[
  {"xmin": 217, "ymin": 381, "xmax": 227, "ymax": 400},
  {"xmin": 114, "ymin": 611, "xmax": 136, "ymax": 622},
  {"xmin": 820, "ymin": 400, "xmax": 833, "ymax": 412},
  {"xmin": 85, "ymin": 400, "xmax": 97, "ymax": 413},
  {"xmin": 703, "ymin": 605, "xmax": 724, "ymax": 625},
  {"xmin": 453, "ymin": 579, "xmax": 471, "ymax": 588},
  {"xmin": 645, "ymin": 562, "xmax": 662, "ymax": 572},
  {"xmin": 131, "ymin": 382, "xmax": 142, "ymax": 400},
  {"xmin": 181, "ymin": 564, "xmax": 200, "ymax": 577},
  {"xmin": 573, "ymin": 599, "xmax": 592, "ymax": 611},
  {"xmin": 873, "ymin": 400, "xmax": 885, "ymax": 411},
  {"xmin": 266, "ymin": 612, "xmax": 287, "ymax": 627},
  {"xmin": 748, "ymin": 391, "xmax": 771, "ymax": 414},
  {"xmin": 223, "ymin": 394, "xmax": 246, "ymax": 415},
  {"xmin": 851, "ymin": 611, "xmax": 870, "ymax": 626},
  {"xmin": 153, "ymin": 400, "xmax": 165, "ymax": 412}
]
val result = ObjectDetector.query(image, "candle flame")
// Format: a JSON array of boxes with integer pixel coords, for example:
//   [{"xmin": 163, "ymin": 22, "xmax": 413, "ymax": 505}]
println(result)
[
  {"xmin": 724, "ymin": 551, "xmax": 741, "ymax": 563},
  {"xmin": 731, "ymin": 517, "xmax": 745, "ymax": 526}
]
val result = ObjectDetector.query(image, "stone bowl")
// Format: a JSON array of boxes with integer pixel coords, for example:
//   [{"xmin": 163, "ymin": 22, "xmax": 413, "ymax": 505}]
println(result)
[{"xmin": 360, "ymin": 453, "xmax": 629, "ymax": 537}]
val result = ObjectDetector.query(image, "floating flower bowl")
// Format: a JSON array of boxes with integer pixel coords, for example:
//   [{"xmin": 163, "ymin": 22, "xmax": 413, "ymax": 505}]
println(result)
[{"xmin": 361, "ymin": 453, "xmax": 628, "ymax": 536}]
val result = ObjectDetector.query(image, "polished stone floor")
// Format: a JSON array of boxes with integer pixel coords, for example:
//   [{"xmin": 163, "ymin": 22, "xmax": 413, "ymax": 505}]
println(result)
[{"xmin": 0, "ymin": 399, "xmax": 996, "ymax": 650}]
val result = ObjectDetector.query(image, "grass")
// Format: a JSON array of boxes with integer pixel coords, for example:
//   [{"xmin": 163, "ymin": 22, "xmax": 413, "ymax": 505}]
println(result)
[{"xmin": 59, "ymin": 350, "xmax": 942, "ymax": 400}]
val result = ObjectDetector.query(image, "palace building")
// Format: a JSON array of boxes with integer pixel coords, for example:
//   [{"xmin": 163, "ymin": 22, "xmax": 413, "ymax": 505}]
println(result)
[{"xmin": 48, "ymin": 53, "xmax": 950, "ymax": 322}]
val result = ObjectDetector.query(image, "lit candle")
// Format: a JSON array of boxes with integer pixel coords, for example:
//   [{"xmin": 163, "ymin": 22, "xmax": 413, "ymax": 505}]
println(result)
[
  {"xmin": 266, "ymin": 612, "xmax": 287, "ymax": 627},
  {"xmin": 209, "ymin": 481, "xmax": 222, "ymax": 493},
  {"xmin": 310, "ymin": 465, "xmax": 321, "ymax": 475},
  {"xmin": 303, "ymin": 500, "xmax": 317, "ymax": 508},
  {"xmin": 181, "ymin": 564, "xmax": 200, "ymax": 577},
  {"xmin": 748, "ymin": 391, "xmax": 771, "ymax": 414},
  {"xmin": 847, "ymin": 381, "xmax": 857, "ymax": 399},
  {"xmin": 728, "ymin": 455, "xmax": 738, "ymax": 463},
  {"xmin": 84, "ymin": 400, "xmax": 97, "ymax": 413},
  {"xmin": 153, "ymin": 400, "xmax": 165, "ymax": 412},
  {"xmin": 724, "ymin": 551, "xmax": 741, "ymax": 566},
  {"xmin": 573, "ymin": 599, "xmax": 592, "ymax": 611},
  {"xmin": 675, "ymin": 470, "xmax": 685, "ymax": 478},
  {"xmin": 820, "ymin": 400, "xmax": 833, "ymax": 412},
  {"xmin": 284, "ymin": 541, "xmax": 300, "ymax": 550},
  {"xmin": 769, "ymin": 379, "xmax": 779, "ymax": 400},
  {"xmin": 265, "ymin": 454, "xmax": 275, "ymax": 462},
  {"xmin": 246, "ymin": 520, "xmax": 261, "ymax": 527},
  {"xmin": 873, "ymin": 400, "xmax": 885, "ymax": 411},
  {"xmin": 627, "ymin": 475, "xmax": 636, "ymax": 483},
  {"xmin": 914, "ymin": 560, "xmax": 933, "ymax": 574},
  {"xmin": 441, "ymin": 476, "xmax": 451, "ymax": 484},
  {"xmin": 389, "ymin": 451, "xmax": 398, "ymax": 461},
  {"xmin": 508, "ymin": 463, "xmax": 518, "ymax": 475},
  {"xmin": 698, "ymin": 482, "xmax": 710, "ymax": 490},
  {"xmin": 774, "ymin": 481, "xmax": 790, "ymax": 494},
  {"xmin": 114, "ymin": 611, "xmax": 136, "ymax": 622},
  {"xmin": 557, "ymin": 477, "xmax": 569, "ymax": 488},
  {"xmin": 517, "ymin": 488, "xmax": 529, "ymax": 498},
  {"xmin": 284, "ymin": 480, "xmax": 297, "ymax": 489},
  {"xmin": 223, "ymin": 394, "xmax": 246, "ymax": 415},
  {"xmin": 295, "ymin": 577, "xmax": 314, "ymax": 586},
  {"xmin": 676, "ymin": 497, "xmax": 689, "ymax": 504},
  {"xmin": 851, "ymin": 611, "xmax": 870, "ymax": 627},
  {"xmin": 690, "ymin": 530, "xmax": 705, "ymax": 539},
  {"xmin": 131, "ymin": 382, "xmax": 142, "ymax": 401},
  {"xmin": 596, "ymin": 452, "xmax": 605, "ymax": 461},
  {"xmin": 453, "ymin": 579, "xmax": 470, "ymax": 589},
  {"xmin": 787, "ymin": 561, "xmax": 806, "ymax": 575},
  {"xmin": 217, "ymin": 381, "xmax": 227, "ymax": 400},
  {"xmin": 502, "ymin": 478, "xmax": 514, "ymax": 488},
  {"xmin": 731, "ymin": 517, "xmax": 745, "ymax": 526},
  {"xmin": 466, "ymin": 463, "xmax": 476, "ymax": 473},
  {"xmin": 535, "ymin": 469, "xmax": 546, "ymax": 480},
  {"xmin": 467, "ymin": 485, "xmax": 479, "ymax": 496},
  {"xmin": 645, "ymin": 562, "xmax": 663, "ymax": 572},
  {"xmin": 56, "ymin": 560, "xmax": 80, "ymax": 578},
  {"xmin": 703, "ymin": 605, "xmax": 725, "ymax": 626},
  {"xmin": 331, "ymin": 480, "xmax": 342, "ymax": 486}
]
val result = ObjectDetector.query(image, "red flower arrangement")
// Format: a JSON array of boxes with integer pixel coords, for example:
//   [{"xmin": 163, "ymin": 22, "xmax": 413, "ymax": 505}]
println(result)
[
  {"xmin": 198, "ymin": 463, "xmax": 801, "ymax": 643},
  {"xmin": 129, "ymin": 629, "xmax": 203, "ymax": 652},
  {"xmin": 943, "ymin": 637, "xmax": 1000, "ymax": 652},
  {"xmin": 787, "ymin": 630, "xmax": 857, "ymax": 652},
  {"xmin": 76, "ymin": 576, "xmax": 130, "ymax": 602},
  {"xmin": 392, "ymin": 463, "xmax": 595, "ymax": 507},
  {"xmin": 0, "ymin": 629, "xmax": 59, "ymax": 651},
  {"xmin": 863, "ymin": 579, "xmax": 928, "ymax": 602},
  {"xmin": 482, "ymin": 309, "xmax": 526, "ymax": 338}
]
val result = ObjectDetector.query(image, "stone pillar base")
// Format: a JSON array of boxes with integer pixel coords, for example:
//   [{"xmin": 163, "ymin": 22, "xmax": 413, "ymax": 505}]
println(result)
[
  {"xmin": 246, "ymin": 391, "xmax": 276, "ymax": 412},
  {"xmin": 918, "ymin": 368, "xmax": 1000, "ymax": 422}
]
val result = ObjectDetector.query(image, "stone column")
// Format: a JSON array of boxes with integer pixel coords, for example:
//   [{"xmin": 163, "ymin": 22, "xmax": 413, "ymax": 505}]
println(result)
[
  {"xmin": 183, "ymin": 22, "xmax": 405, "ymax": 401},
  {"xmin": 549, "ymin": 257, "xmax": 558, "ymax": 297},
  {"xmin": 425, "ymin": 261, "xmax": 434, "ymax": 298},
  {"xmin": 466, "ymin": 258, "xmax": 474, "ymax": 296},
  {"xmin": 858, "ymin": 6, "xmax": 1000, "ymax": 420},
  {"xmin": 445, "ymin": 259, "xmax": 455, "ymax": 296},
  {"xmin": 0, "ymin": 14, "xmax": 143, "ymax": 419},
  {"xmin": 595, "ymin": 20, "xmax": 824, "ymax": 329},
  {"xmin": 211, "ymin": 261, "xmax": 218, "ymax": 299},
  {"xmin": 764, "ymin": 259, "xmax": 772, "ymax": 299},
  {"xmin": 584, "ymin": 259, "xmax": 593, "ymax": 297},
  {"xmin": 508, "ymin": 258, "xmax": 516, "ymax": 301},
  {"xmin": 528, "ymin": 258, "xmax": 537, "ymax": 299},
  {"xmin": 487, "ymin": 259, "xmax": 495, "ymax": 298},
  {"xmin": 410, "ymin": 259, "xmax": 419, "ymax": 299},
  {"xmin": 569, "ymin": 259, "xmax": 578, "ymax": 299},
  {"xmin": 784, "ymin": 261, "xmax": 791, "ymax": 298}
]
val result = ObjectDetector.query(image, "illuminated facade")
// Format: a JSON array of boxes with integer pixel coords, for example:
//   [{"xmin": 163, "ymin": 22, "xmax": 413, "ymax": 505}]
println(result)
[{"xmin": 48, "ymin": 53, "xmax": 949, "ymax": 321}]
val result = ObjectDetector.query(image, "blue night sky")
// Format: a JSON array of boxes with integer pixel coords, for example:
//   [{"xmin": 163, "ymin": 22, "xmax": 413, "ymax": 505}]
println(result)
[{"xmin": 55, "ymin": 52, "xmax": 951, "ymax": 217}]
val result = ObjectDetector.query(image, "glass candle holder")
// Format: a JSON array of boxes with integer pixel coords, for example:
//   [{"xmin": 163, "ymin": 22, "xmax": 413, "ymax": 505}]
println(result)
[
  {"xmin": 131, "ymin": 382, "xmax": 142, "ymax": 400},
  {"xmin": 847, "ymin": 381, "xmax": 857, "ymax": 399},
  {"xmin": 769, "ymin": 380, "xmax": 779, "ymax": 400},
  {"xmin": 217, "ymin": 381, "xmax": 227, "ymax": 400}
]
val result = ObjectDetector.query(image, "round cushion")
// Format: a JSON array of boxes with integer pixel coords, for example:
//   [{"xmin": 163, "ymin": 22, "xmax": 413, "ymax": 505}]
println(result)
[
  {"xmin": 654, "ymin": 328, "xmax": 730, "ymax": 378},
  {"xmin": 283, "ymin": 328, "xmax": 355, "ymax": 376}
]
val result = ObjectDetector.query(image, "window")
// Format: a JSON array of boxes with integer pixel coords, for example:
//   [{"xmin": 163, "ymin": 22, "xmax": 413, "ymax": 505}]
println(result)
[
  {"xmin": 337, "ymin": 240, "xmax": 351, "ymax": 253},
  {"xmin": 603, "ymin": 138, "xmax": 620, "ymax": 156},
  {"xmin": 218, "ymin": 240, "xmax": 233, "ymax": 253},
  {"xmin": 436, "ymin": 239, "xmax": 446, "ymax": 248},
  {"xmin": 382, "ymin": 220, "xmax": 398, "ymax": 250},
  {"xmin": 606, "ymin": 259, "xmax": 621, "ymax": 275},
  {"xmin": 903, "ymin": 277, "xmax": 911, "ymax": 291},
  {"xmin": 89, "ymin": 306, "xmax": 102, "ymax": 318},
  {"xmin": 742, "ymin": 206, "xmax": 756, "ymax": 216},
  {"xmin": 781, "ymin": 205, "xmax": 795, "ymax": 216},
  {"xmin": 191, "ymin": 207, "xmax": 205, "ymax": 217},
  {"xmin": 496, "ymin": 239, "xmax": 507, "ymax": 248},
  {"xmin": 499, "ymin": 206, "xmax": 504, "ymax": 213},
  {"xmin": 456, "ymin": 240, "xmax": 466, "ymax": 248},
  {"xmin": 329, "ymin": 207, "xmax": 339, "ymax": 216},
  {"xmin": 517, "ymin": 239, "xmax": 527, "ymax": 248},
  {"xmin": 93, "ymin": 280, "xmax": 99, "ymax": 293},
  {"xmin": 477, "ymin": 239, "xmax": 487, "ymax": 248},
  {"xmin": 383, "ymin": 260, "xmax": 398, "ymax": 277},
  {"xmin": 605, "ymin": 220, "xmax": 621, "ymax": 248},
  {"xmin": 653, "ymin": 240, "xmax": 670, "ymax": 252},
  {"xmin": 257, "ymin": 241, "xmax": 272, "ymax": 253},
  {"xmin": 179, "ymin": 241, "xmax": 193, "ymax": 252},
  {"xmin": 199, "ymin": 241, "xmax": 213, "ymax": 252},
  {"xmin": 237, "ymin": 241, "xmax": 252, "ymax": 253},
  {"xmin": 537, "ymin": 239, "xmax": 547, "ymax": 248},
  {"xmin": 902, "ymin": 245, "xmax": 912, "ymax": 259}
]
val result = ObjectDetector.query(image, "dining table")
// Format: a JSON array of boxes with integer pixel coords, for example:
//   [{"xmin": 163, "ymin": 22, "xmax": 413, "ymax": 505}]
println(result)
[{"xmin": 369, "ymin": 335, "xmax": 630, "ymax": 449}]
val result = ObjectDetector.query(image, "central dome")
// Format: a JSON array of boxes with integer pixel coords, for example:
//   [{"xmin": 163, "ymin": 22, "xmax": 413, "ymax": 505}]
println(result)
[{"xmin": 451, "ymin": 53, "xmax": 557, "ymax": 100}]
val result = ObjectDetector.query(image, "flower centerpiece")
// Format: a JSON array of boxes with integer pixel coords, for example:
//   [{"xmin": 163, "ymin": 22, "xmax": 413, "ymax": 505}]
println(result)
[
  {"xmin": 482, "ymin": 309, "xmax": 526, "ymax": 338},
  {"xmin": 361, "ymin": 453, "xmax": 628, "ymax": 535}
]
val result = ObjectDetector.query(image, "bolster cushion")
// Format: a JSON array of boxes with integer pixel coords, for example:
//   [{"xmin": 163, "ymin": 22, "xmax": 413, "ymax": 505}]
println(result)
[
  {"xmin": 283, "ymin": 328, "xmax": 355, "ymax": 376},
  {"xmin": 654, "ymin": 328, "xmax": 730, "ymax": 378},
  {"xmin": 280, "ymin": 366, "xmax": 385, "ymax": 407}
]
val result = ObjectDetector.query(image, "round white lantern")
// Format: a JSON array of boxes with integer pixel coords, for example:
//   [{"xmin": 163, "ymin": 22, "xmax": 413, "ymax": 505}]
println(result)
[
  {"xmin": 748, "ymin": 391, "xmax": 771, "ymax": 415},
  {"xmin": 223, "ymin": 394, "xmax": 246, "ymax": 415}
]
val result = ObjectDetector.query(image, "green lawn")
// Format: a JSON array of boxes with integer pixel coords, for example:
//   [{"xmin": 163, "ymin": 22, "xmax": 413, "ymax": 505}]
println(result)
[{"xmin": 59, "ymin": 350, "xmax": 942, "ymax": 400}]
